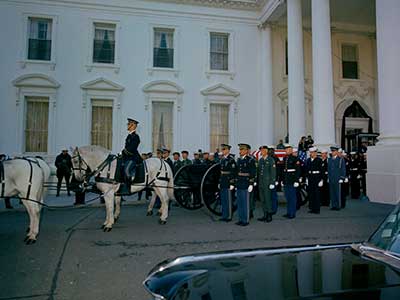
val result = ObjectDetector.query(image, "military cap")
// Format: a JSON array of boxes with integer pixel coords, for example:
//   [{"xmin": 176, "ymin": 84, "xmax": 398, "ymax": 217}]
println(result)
[
  {"xmin": 127, "ymin": 118, "xmax": 139, "ymax": 124},
  {"xmin": 220, "ymin": 144, "xmax": 231, "ymax": 150},
  {"xmin": 308, "ymin": 147, "xmax": 317, "ymax": 152},
  {"xmin": 330, "ymin": 145, "xmax": 340, "ymax": 151},
  {"xmin": 260, "ymin": 145, "xmax": 269, "ymax": 150},
  {"xmin": 146, "ymin": 152, "xmax": 153, "ymax": 157},
  {"xmin": 172, "ymin": 152, "xmax": 180, "ymax": 156},
  {"xmin": 268, "ymin": 145, "xmax": 275, "ymax": 150},
  {"xmin": 181, "ymin": 150, "xmax": 189, "ymax": 154},
  {"xmin": 203, "ymin": 152, "xmax": 209, "ymax": 155},
  {"xmin": 284, "ymin": 144, "xmax": 292, "ymax": 149},
  {"xmin": 156, "ymin": 148, "xmax": 163, "ymax": 153},
  {"xmin": 293, "ymin": 147, "xmax": 298, "ymax": 152},
  {"xmin": 321, "ymin": 148, "xmax": 329, "ymax": 154},
  {"xmin": 162, "ymin": 147, "xmax": 170, "ymax": 153},
  {"xmin": 238, "ymin": 143, "xmax": 251, "ymax": 150}
]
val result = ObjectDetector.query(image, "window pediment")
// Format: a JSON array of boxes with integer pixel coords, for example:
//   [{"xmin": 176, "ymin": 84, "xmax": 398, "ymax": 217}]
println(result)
[
  {"xmin": 201, "ymin": 83, "xmax": 239, "ymax": 97},
  {"xmin": 142, "ymin": 80, "xmax": 184, "ymax": 94},
  {"xmin": 80, "ymin": 77, "xmax": 124, "ymax": 91},
  {"xmin": 13, "ymin": 73, "xmax": 60, "ymax": 89}
]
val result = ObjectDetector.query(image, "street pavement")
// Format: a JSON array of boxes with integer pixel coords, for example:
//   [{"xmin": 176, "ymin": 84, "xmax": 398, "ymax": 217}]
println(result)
[{"xmin": 0, "ymin": 194, "xmax": 394, "ymax": 300}]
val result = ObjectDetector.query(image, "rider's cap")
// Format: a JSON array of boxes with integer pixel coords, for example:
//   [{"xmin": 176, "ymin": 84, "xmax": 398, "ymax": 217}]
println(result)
[
  {"xmin": 309, "ymin": 147, "xmax": 317, "ymax": 152},
  {"xmin": 173, "ymin": 152, "xmax": 180, "ymax": 156},
  {"xmin": 220, "ymin": 144, "xmax": 231, "ymax": 150},
  {"xmin": 161, "ymin": 148, "xmax": 170, "ymax": 153},
  {"xmin": 238, "ymin": 143, "xmax": 251, "ymax": 150},
  {"xmin": 127, "ymin": 118, "xmax": 139, "ymax": 125},
  {"xmin": 181, "ymin": 150, "xmax": 189, "ymax": 154},
  {"xmin": 260, "ymin": 145, "xmax": 269, "ymax": 150}
]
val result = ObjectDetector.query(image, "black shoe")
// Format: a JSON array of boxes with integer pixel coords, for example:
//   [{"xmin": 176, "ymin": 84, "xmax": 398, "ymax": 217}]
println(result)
[
  {"xmin": 5, "ymin": 205, "xmax": 13, "ymax": 209},
  {"xmin": 258, "ymin": 213, "xmax": 267, "ymax": 222},
  {"xmin": 235, "ymin": 221, "xmax": 243, "ymax": 226},
  {"xmin": 330, "ymin": 207, "xmax": 340, "ymax": 211},
  {"xmin": 56, "ymin": 194, "xmax": 60, "ymax": 197},
  {"xmin": 282, "ymin": 214, "xmax": 289, "ymax": 218},
  {"xmin": 250, "ymin": 211, "xmax": 254, "ymax": 219},
  {"xmin": 266, "ymin": 213, "xmax": 272, "ymax": 223},
  {"xmin": 287, "ymin": 215, "xmax": 295, "ymax": 219},
  {"xmin": 240, "ymin": 222, "xmax": 249, "ymax": 226},
  {"xmin": 68, "ymin": 192, "xmax": 71, "ymax": 196}
]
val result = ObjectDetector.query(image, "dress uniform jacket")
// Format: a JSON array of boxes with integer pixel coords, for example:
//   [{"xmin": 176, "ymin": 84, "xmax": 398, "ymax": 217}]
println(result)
[
  {"xmin": 219, "ymin": 154, "xmax": 237, "ymax": 189},
  {"xmin": 349, "ymin": 155, "xmax": 361, "ymax": 199},
  {"xmin": 181, "ymin": 159, "xmax": 192, "ymax": 166},
  {"xmin": 173, "ymin": 160, "xmax": 183, "ymax": 174},
  {"xmin": 236, "ymin": 155, "xmax": 256, "ymax": 190},
  {"xmin": 321, "ymin": 157, "xmax": 330, "ymax": 206},
  {"xmin": 282, "ymin": 155, "xmax": 301, "ymax": 185},
  {"xmin": 122, "ymin": 131, "xmax": 141, "ymax": 162}
]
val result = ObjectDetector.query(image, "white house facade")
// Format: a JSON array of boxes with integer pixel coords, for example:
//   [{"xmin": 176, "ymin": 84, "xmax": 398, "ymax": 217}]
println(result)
[{"xmin": 0, "ymin": 0, "xmax": 399, "ymax": 204}]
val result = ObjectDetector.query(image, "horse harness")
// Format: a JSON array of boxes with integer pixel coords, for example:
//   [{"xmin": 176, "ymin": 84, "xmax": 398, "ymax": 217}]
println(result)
[{"xmin": 0, "ymin": 157, "xmax": 43, "ymax": 200}]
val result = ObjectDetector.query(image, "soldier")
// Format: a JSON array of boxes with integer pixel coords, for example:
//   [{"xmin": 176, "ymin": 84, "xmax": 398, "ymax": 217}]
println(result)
[
  {"xmin": 360, "ymin": 153, "xmax": 367, "ymax": 197},
  {"xmin": 193, "ymin": 152, "xmax": 202, "ymax": 165},
  {"xmin": 282, "ymin": 144, "xmax": 301, "ymax": 219},
  {"xmin": 304, "ymin": 147, "xmax": 323, "ymax": 214},
  {"xmin": 162, "ymin": 148, "xmax": 173, "ymax": 171},
  {"xmin": 119, "ymin": 118, "xmax": 141, "ymax": 194},
  {"xmin": 181, "ymin": 151, "xmax": 192, "ymax": 166},
  {"xmin": 320, "ymin": 149, "xmax": 330, "ymax": 206},
  {"xmin": 257, "ymin": 146, "xmax": 276, "ymax": 222},
  {"xmin": 328, "ymin": 146, "xmax": 346, "ymax": 210},
  {"xmin": 156, "ymin": 148, "xmax": 163, "ymax": 159},
  {"xmin": 55, "ymin": 148, "xmax": 73, "ymax": 197},
  {"xmin": 339, "ymin": 150, "xmax": 350, "ymax": 208},
  {"xmin": 202, "ymin": 152, "xmax": 213, "ymax": 167},
  {"xmin": 219, "ymin": 144, "xmax": 236, "ymax": 222},
  {"xmin": 235, "ymin": 143, "xmax": 256, "ymax": 226},
  {"xmin": 349, "ymin": 151, "xmax": 361, "ymax": 199},
  {"xmin": 172, "ymin": 152, "xmax": 183, "ymax": 174},
  {"xmin": 269, "ymin": 146, "xmax": 279, "ymax": 214}
]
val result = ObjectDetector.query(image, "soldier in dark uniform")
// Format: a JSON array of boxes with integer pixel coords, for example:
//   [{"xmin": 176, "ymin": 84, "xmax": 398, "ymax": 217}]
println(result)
[
  {"xmin": 339, "ymin": 150, "xmax": 350, "ymax": 208},
  {"xmin": 119, "ymin": 118, "xmax": 141, "ymax": 194},
  {"xmin": 181, "ymin": 151, "xmax": 192, "ymax": 166},
  {"xmin": 360, "ymin": 153, "xmax": 367, "ymax": 197},
  {"xmin": 172, "ymin": 152, "xmax": 183, "ymax": 174},
  {"xmin": 320, "ymin": 149, "xmax": 330, "ymax": 206},
  {"xmin": 193, "ymin": 152, "xmax": 202, "ymax": 165},
  {"xmin": 328, "ymin": 146, "xmax": 346, "ymax": 210},
  {"xmin": 219, "ymin": 144, "xmax": 237, "ymax": 222},
  {"xmin": 55, "ymin": 148, "xmax": 73, "ymax": 196},
  {"xmin": 162, "ymin": 148, "xmax": 173, "ymax": 171},
  {"xmin": 257, "ymin": 146, "xmax": 276, "ymax": 222},
  {"xmin": 304, "ymin": 147, "xmax": 323, "ymax": 214},
  {"xmin": 269, "ymin": 146, "xmax": 280, "ymax": 214},
  {"xmin": 349, "ymin": 151, "xmax": 361, "ymax": 199},
  {"xmin": 282, "ymin": 144, "xmax": 301, "ymax": 219},
  {"xmin": 236, "ymin": 143, "xmax": 256, "ymax": 226}
]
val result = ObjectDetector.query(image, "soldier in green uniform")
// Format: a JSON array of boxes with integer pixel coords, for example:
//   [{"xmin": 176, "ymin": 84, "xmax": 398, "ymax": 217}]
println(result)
[
  {"xmin": 172, "ymin": 152, "xmax": 183, "ymax": 174},
  {"xmin": 257, "ymin": 146, "xmax": 277, "ymax": 223},
  {"xmin": 181, "ymin": 151, "xmax": 192, "ymax": 166}
]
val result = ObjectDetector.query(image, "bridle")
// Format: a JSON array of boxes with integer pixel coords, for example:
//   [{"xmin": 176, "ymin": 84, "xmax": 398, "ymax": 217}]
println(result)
[{"xmin": 71, "ymin": 148, "xmax": 92, "ymax": 183}]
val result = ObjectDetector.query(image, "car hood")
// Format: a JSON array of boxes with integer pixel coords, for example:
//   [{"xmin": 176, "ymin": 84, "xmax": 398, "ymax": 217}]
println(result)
[{"xmin": 143, "ymin": 244, "xmax": 400, "ymax": 300}]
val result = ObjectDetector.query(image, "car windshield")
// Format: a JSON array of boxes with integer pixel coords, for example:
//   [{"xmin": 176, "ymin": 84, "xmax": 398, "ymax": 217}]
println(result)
[{"xmin": 368, "ymin": 204, "xmax": 400, "ymax": 255}]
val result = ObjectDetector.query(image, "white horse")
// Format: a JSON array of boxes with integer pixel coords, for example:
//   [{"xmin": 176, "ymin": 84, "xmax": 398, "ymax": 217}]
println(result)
[
  {"xmin": 71, "ymin": 145, "xmax": 174, "ymax": 231},
  {"xmin": 1, "ymin": 157, "xmax": 50, "ymax": 244}
]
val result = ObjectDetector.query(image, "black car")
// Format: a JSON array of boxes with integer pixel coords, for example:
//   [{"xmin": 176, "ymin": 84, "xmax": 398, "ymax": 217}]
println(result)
[{"xmin": 143, "ymin": 204, "xmax": 400, "ymax": 300}]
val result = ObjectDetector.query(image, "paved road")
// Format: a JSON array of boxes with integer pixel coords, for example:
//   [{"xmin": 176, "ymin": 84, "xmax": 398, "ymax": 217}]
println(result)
[{"xmin": 0, "ymin": 196, "xmax": 394, "ymax": 300}]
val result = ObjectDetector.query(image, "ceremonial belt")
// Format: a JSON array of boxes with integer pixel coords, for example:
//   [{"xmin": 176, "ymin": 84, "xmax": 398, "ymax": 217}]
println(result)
[
  {"xmin": 351, "ymin": 168, "xmax": 358, "ymax": 171},
  {"xmin": 325, "ymin": 171, "xmax": 328, "ymax": 175},
  {"xmin": 309, "ymin": 171, "xmax": 320, "ymax": 174},
  {"xmin": 285, "ymin": 169, "xmax": 296, "ymax": 172},
  {"xmin": 221, "ymin": 171, "xmax": 231, "ymax": 175},
  {"xmin": 238, "ymin": 172, "xmax": 250, "ymax": 176}
]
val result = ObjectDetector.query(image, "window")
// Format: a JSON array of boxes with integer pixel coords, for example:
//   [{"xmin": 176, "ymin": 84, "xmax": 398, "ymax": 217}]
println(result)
[
  {"xmin": 91, "ymin": 100, "xmax": 113, "ymax": 150},
  {"xmin": 27, "ymin": 17, "xmax": 52, "ymax": 61},
  {"xmin": 25, "ymin": 97, "xmax": 49, "ymax": 152},
  {"xmin": 342, "ymin": 44, "xmax": 358, "ymax": 79},
  {"xmin": 210, "ymin": 103, "xmax": 229, "ymax": 151},
  {"xmin": 153, "ymin": 28, "xmax": 174, "ymax": 68},
  {"xmin": 152, "ymin": 102, "xmax": 173, "ymax": 151},
  {"xmin": 210, "ymin": 32, "xmax": 229, "ymax": 71},
  {"xmin": 93, "ymin": 23, "xmax": 116, "ymax": 64}
]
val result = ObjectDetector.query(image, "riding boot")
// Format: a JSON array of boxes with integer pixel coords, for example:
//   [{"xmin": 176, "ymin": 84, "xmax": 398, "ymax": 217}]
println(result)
[
  {"xmin": 266, "ymin": 213, "xmax": 272, "ymax": 223},
  {"xmin": 4, "ymin": 197, "xmax": 13, "ymax": 209},
  {"xmin": 257, "ymin": 212, "xmax": 267, "ymax": 222}
]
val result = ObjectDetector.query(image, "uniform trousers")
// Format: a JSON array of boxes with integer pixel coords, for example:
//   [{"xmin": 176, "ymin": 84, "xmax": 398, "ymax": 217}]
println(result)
[
  {"xmin": 284, "ymin": 185, "xmax": 297, "ymax": 217},
  {"xmin": 259, "ymin": 186, "xmax": 273, "ymax": 214},
  {"xmin": 329, "ymin": 181, "xmax": 341, "ymax": 209},
  {"xmin": 272, "ymin": 189, "xmax": 278, "ymax": 214},
  {"xmin": 237, "ymin": 189, "xmax": 250, "ymax": 224},
  {"xmin": 220, "ymin": 188, "xmax": 232, "ymax": 220}
]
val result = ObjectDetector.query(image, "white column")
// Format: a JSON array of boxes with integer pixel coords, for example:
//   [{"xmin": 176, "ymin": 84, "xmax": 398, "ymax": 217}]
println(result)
[
  {"xmin": 367, "ymin": 0, "xmax": 400, "ymax": 205},
  {"xmin": 258, "ymin": 25, "xmax": 274, "ymax": 145},
  {"xmin": 311, "ymin": 0, "xmax": 335, "ymax": 147},
  {"xmin": 287, "ymin": 0, "xmax": 306, "ymax": 145}
]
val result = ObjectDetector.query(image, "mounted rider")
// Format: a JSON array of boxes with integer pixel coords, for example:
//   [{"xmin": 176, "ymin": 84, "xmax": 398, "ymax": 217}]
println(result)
[{"xmin": 119, "ymin": 118, "xmax": 141, "ymax": 194}]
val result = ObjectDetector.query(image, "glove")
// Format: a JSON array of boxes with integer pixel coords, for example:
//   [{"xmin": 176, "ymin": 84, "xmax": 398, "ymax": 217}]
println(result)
[
  {"xmin": 248, "ymin": 185, "xmax": 254, "ymax": 193},
  {"xmin": 318, "ymin": 180, "xmax": 323, "ymax": 187},
  {"xmin": 269, "ymin": 184, "xmax": 275, "ymax": 190},
  {"xmin": 344, "ymin": 178, "xmax": 349, "ymax": 183},
  {"xmin": 305, "ymin": 178, "xmax": 309, "ymax": 186},
  {"xmin": 254, "ymin": 182, "xmax": 257, "ymax": 187},
  {"xmin": 293, "ymin": 182, "xmax": 299, "ymax": 188},
  {"xmin": 339, "ymin": 179, "xmax": 344, "ymax": 184},
  {"xmin": 229, "ymin": 185, "xmax": 235, "ymax": 191},
  {"xmin": 357, "ymin": 175, "xmax": 362, "ymax": 179},
  {"xmin": 218, "ymin": 184, "xmax": 220, "ymax": 189},
  {"xmin": 281, "ymin": 181, "xmax": 284, "ymax": 187},
  {"xmin": 299, "ymin": 177, "xmax": 303, "ymax": 183},
  {"xmin": 275, "ymin": 181, "xmax": 279, "ymax": 186}
]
